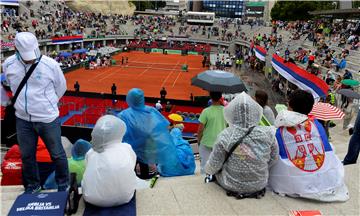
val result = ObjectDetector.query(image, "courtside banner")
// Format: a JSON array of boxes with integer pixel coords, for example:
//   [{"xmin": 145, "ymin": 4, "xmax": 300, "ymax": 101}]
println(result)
[
  {"xmin": 271, "ymin": 54, "xmax": 329, "ymax": 99},
  {"xmin": 52, "ymin": 35, "xmax": 83, "ymax": 44},
  {"xmin": 8, "ymin": 192, "xmax": 68, "ymax": 216},
  {"xmin": 255, "ymin": 45, "xmax": 266, "ymax": 61}
]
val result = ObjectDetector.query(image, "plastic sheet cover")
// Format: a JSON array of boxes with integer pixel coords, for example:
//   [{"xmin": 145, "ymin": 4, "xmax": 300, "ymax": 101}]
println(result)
[
  {"xmin": 118, "ymin": 88, "xmax": 176, "ymax": 165},
  {"xmin": 157, "ymin": 128, "xmax": 196, "ymax": 176}
]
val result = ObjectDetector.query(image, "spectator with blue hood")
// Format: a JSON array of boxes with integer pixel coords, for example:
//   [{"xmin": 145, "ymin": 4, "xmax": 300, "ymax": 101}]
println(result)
[
  {"xmin": 118, "ymin": 88, "xmax": 192, "ymax": 178},
  {"xmin": 44, "ymin": 139, "xmax": 92, "ymax": 189},
  {"xmin": 158, "ymin": 127, "xmax": 196, "ymax": 176}
]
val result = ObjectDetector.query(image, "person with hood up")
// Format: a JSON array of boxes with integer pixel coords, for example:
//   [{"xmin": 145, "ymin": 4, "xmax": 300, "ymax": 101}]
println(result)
[
  {"xmin": 205, "ymin": 92, "xmax": 278, "ymax": 196},
  {"xmin": 118, "ymin": 88, "xmax": 190, "ymax": 178},
  {"xmin": 269, "ymin": 90, "xmax": 349, "ymax": 202},
  {"xmin": 44, "ymin": 139, "xmax": 92, "ymax": 189},
  {"xmin": 82, "ymin": 115, "xmax": 137, "ymax": 207},
  {"xmin": 157, "ymin": 127, "xmax": 196, "ymax": 176}
]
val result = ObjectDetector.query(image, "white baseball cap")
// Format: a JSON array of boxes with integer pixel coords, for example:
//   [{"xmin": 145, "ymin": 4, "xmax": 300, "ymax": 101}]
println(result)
[{"xmin": 15, "ymin": 32, "xmax": 40, "ymax": 61}]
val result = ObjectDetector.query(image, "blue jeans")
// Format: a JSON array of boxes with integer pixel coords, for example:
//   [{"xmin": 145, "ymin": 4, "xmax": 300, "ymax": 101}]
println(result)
[
  {"xmin": 16, "ymin": 117, "xmax": 69, "ymax": 191},
  {"xmin": 343, "ymin": 111, "xmax": 360, "ymax": 165}
]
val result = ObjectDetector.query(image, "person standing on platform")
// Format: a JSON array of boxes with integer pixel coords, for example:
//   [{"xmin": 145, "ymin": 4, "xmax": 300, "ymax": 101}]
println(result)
[
  {"xmin": 3, "ymin": 32, "xmax": 69, "ymax": 193},
  {"xmin": 74, "ymin": 81, "xmax": 80, "ymax": 93},
  {"xmin": 160, "ymin": 87, "xmax": 167, "ymax": 102},
  {"xmin": 122, "ymin": 57, "xmax": 124, "ymax": 65},
  {"xmin": 111, "ymin": 83, "xmax": 117, "ymax": 96}
]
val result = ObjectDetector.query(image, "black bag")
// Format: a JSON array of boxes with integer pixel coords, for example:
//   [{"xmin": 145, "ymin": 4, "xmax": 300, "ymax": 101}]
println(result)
[
  {"xmin": 3, "ymin": 57, "xmax": 41, "ymax": 142},
  {"xmin": 66, "ymin": 173, "xmax": 81, "ymax": 215}
]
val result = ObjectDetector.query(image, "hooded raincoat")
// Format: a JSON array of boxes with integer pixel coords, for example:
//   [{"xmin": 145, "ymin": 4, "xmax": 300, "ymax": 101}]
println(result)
[
  {"xmin": 269, "ymin": 110, "xmax": 349, "ymax": 202},
  {"xmin": 157, "ymin": 128, "xmax": 196, "ymax": 176},
  {"xmin": 205, "ymin": 92, "xmax": 278, "ymax": 193},
  {"xmin": 82, "ymin": 115, "xmax": 137, "ymax": 207},
  {"xmin": 118, "ymin": 88, "xmax": 187, "ymax": 176}
]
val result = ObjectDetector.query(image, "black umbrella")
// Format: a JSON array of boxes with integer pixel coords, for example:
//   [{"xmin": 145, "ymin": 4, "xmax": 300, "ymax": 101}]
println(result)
[
  {"xmin": 191, "ymin": 70, "xmax": 247, "ymax": 93},
  {"xmin": 337, "ymin": 89, "xmax": 360, "ymax": 99}
]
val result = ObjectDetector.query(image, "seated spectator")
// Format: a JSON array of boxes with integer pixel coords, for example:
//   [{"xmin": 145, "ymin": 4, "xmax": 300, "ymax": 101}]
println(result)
[
  {"xmin": 255, "ymin": 90, "xmax": 276, "ymax": 125},
  {"xmin": 351, "ymin": 41, "xmax": 359, "ymax": 50},
  {"xmin": 118, "ymin": 88, "xmax": 188, "ymax": 178},
  {"xmin": 82, "ymin": 115, "xmax": 137, "ymax": 207},
  {"xmin": 155, "ymin": 100, "xmax": 162, "ymax": 112},
  {"xmin": 343, "ymin": 69, "xmax": 353, "ymax": 80},
  {"xmin": 165, "ymin": 101, "xmax": 172, "ymax": 112},
  {"xmin": 157, "ymin": 127, "xmax": 196, "ymax": 176},
  {"xmin": 333, "ymin": 56, "xmax": 347, "ymax": 71},
  {"xmin": 205, "ymin": 92, "xmax": 278, "ymax": 197},
  {"xmin": 269, "ymin": 90, "xmax": 349, "ymax": 202},
  {"xmin": 43, "ymin": 139, "xmax": 92, "ymax": 189}
]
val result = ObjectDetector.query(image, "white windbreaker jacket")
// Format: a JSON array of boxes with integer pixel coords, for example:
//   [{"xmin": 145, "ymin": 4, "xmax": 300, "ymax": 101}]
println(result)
[{"xmin": 3, "ymin": 54, "xmax": 66, "ymax": 123}]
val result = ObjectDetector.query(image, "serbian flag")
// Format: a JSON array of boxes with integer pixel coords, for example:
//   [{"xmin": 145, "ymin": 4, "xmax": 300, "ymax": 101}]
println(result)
[
  {"xmin": 52, "ymin": 35, "xmax": 83, "ymax": 44},
  {"xmin": 271, "ymin": 54, "xmax": 329, "ymax": 99},
  {"xmin": 255, "ymin": 45, "xmax": 266, "ymax": 61},
  {"xmin": 0, "ymin": 41, "xmax": 15, "ymax": 50}
]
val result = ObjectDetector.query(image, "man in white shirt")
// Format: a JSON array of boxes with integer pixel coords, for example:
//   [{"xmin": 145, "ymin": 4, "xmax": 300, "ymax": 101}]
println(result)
[
  {"xmin": 3, "ymin": 32, "xmax": 68, "ymax": 193},
  {"xmin": 155, "ymin": 100, "xmax": 162, "ymax": 112}
]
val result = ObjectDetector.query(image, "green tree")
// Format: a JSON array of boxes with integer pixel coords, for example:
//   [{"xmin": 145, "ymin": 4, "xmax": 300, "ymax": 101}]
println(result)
[{"xmin": 271, "ymin": 1, "xmax": 336, "ymax": 21}]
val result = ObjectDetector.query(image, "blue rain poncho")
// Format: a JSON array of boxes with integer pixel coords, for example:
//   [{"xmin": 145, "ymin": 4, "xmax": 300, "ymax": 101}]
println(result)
[
  {"xmin": 118, "ymin": 89, "xmax": 188, "ymax": 177},
  {"xmin": 157, "ymin": 128, "xmax": 196, "ymax": 176},
  {"xmin": 118, "ymin": 88, "xmax": 174, "ymax": 165},
  {"xmin": 72, "ymin": 139, "xmax": 92, "ymax": 161}
]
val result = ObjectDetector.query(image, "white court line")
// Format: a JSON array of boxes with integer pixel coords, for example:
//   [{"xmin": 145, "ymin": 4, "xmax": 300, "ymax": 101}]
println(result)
[
  {"xmin": 87, "ymin": 68, "xmax": 110, "ymax": 81},
  {"xmin": 137, "ymin": 64, "xmax": 153, "ymax": 78},
  {"xmin": 130, "ymin": 60, "xmax": 176, "ymax": 65},
  {"xmin": 98, "ymin": 56, "xmax": 141, "ymax": 81},
  {"xmin": 172, "ymin": 71, "xmax": 183, "ymax": 87},
  {"xmin": 172, "ymin": 61, "xmax": 187, "ymax": 87},
  {"xmin": 99, "ymin": 70, "xmax": 118, "ymax": 81},
  {"xmin": 160, "ymin": 61, "xmax": 179, "ymax": 87}
]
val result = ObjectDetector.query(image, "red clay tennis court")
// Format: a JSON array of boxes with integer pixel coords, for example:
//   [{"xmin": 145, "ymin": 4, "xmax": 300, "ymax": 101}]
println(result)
[{"xmin": 65, "ymin": 51, "xmax": 209, "ymax": 100}]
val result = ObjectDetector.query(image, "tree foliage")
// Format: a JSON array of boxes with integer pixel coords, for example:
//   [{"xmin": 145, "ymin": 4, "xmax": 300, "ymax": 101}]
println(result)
[
  {"xmin": 130, "ymin": 1, "xmax": 166, "ymax": 11},
  {"xmin": 270, "ymin": 1, "xmax": 337, "ymax": 21}
]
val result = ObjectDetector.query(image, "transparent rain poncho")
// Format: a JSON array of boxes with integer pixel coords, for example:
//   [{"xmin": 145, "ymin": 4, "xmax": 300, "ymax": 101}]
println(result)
[
  {"xmin": 118, "ymin": 88, "xmax": 177, "ymax": 165},
  {"xmin": 205, "ymin": 92, "xmax": 278, "ymax": 193},
  {"xmin": 157, "ymin": 128, "xmax": 196, "ymax": 176},
  {"xmin": 90, "ymin": 115, "xmax": 127, "ymax": 153},
  {"xmin": 82, "ymin": 115, "xmax": 137, "ymax": 207}
]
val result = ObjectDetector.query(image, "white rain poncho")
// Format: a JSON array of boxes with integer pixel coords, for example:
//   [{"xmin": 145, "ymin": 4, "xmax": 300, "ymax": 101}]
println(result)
[
  {"xmin": 82, "ymin": 115, "xmax": 137, "ymax": 207},
  {"xmin": 269, "ymin": 110, "xmax": 349, "ymax": 202},
  {"xmin": 205, "ymin": 92, "xmax": 278, "ymax": 193}
]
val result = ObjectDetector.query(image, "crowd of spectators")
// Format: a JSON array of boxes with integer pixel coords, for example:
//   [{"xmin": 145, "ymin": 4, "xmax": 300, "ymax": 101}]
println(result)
[{"xmin": 1, "ymin": 1, "xmax": 359, "ymax": 210}]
